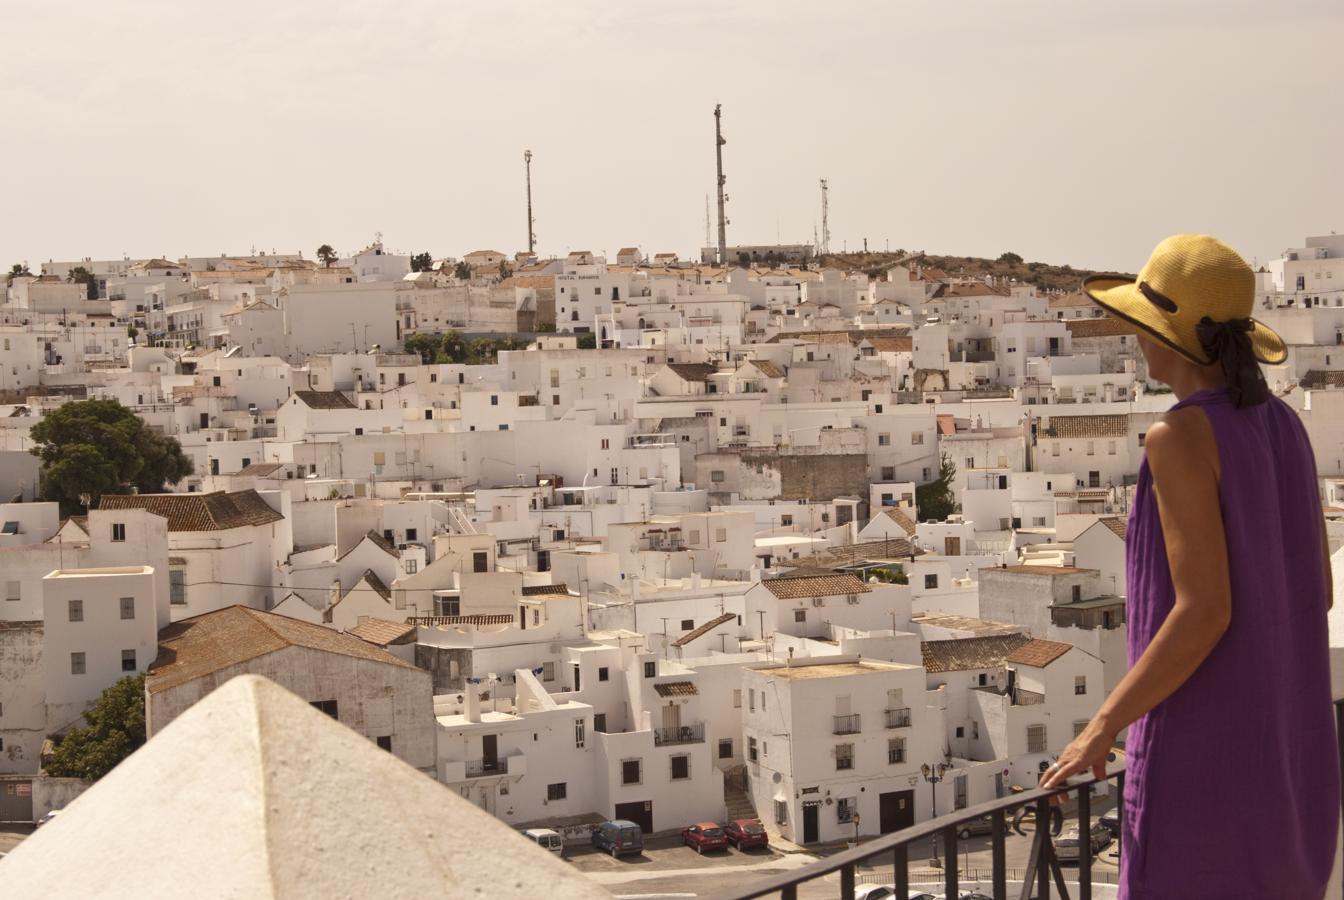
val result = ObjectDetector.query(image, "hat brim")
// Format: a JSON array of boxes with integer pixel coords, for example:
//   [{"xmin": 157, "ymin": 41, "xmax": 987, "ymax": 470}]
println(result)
[{"xmin": 1081, "ymin": 274, "xmax": 1287, "ymax": 366}]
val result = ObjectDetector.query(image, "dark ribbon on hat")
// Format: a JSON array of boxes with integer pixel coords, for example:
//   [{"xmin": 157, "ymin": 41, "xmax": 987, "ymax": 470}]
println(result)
[{"xmin": 1195, "ymin": 316, "xmax": 1267, "ymax": 408}]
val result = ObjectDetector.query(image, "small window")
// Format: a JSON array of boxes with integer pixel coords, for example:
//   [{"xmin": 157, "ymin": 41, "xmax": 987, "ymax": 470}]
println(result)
[
  {"xmin": 1073, "ymin": 720, "xmax": 1089, "ymax": 738},
  {"xmin": 4, "ymin": 581, "xmax": 18, "ymax": 602},
  {"xmin": 68, "ymin": 599, "xmax": 84, "ymax": 622},
  {"xmin": 405, "ymin": 559, "xmax": 418, "ymax": 574},
  {"xmin": 111, "ymin": 523, "xmax": 126, "ymax": 542},
  {"xmin": 718, "ymin": 739, "xmax": 733, "ymax": 759},
  {"xmin": 311, "ymin": 699, "xmax": 339, "ymax": 719},
  {"xmin": 406, "ymin": 528, "xmax": 417, "ymax": 542},
  {"xmin": 748, "ymin": 736, "xmax": 758, "ymax": 762},
  {"xmin": 955, "ymin": 726, "xmax": 965, "ymax": 738},
  {"xmin": 794, "ymin": 609, "xmax": 806, "ymax": 623},
  {"xmin": 733, "ymin": 689, "xmax": 741, "ymax": 708},
  {"xmin": 575, "ymin": 718, "xmax": 585, "ymax": 749},
  {"xmin": 376, "ymin": 735, "xmax": 392, "ymax": 751},
  {"xmin": 622, "ymin": 759, "xmax": 642, "ymax": 785},
  {"xmin": 548, "ymin": 782, "xmax": 567, "ymax": 801},
  {"xmin": 71, "ymin": 652, "xmax": 86, "ymax": 675},
  {"xmin": 644, "ymin": 660, "xmax": 656, "ymax": 678},
  {"xmin": 490, "ymin": 395, "xmax": 498, "ymax": 406},
  {"xmin": 911, "ymin": 432, "xmax": 923, "ymax": 445},
  {"xmin": 119, "ymin": 597, "xmax": 135, "ymax": 620},
  {"xmin": 680, "ymin": 619, "xmax": 694, "ymax": 630},
  {"xmin": 888, "ymin": 737, "xmax": 906, "ymax": 765},
  {"xmin": 670, "ymin": 754, "xmax": 690, "ymax": 780},
  {"xmin": 473, "ymin": 551, "xmax": 489, "ymax": 573},
  {"xmin": 749, "ymin": 689, "xmax": 755, "ymax": 711},
  {"xmin": 774, "ymin": 800, "xmax": 788, "ymax": 824},
  {"xmin": 1075, "ymin": 675, "xmax": 1087, "ymax": 696},
  {"xmin": 542, "ymin": 661, "xmax": 555, "ymax": 681},
  {"xmin": 836, "ymin": 797, "xmax": 855, "ymax": 823},
  {"xmin": 710, "ymin": 470, "xmax": 725, "ymax": 483},
  {"xmin": 835, "ymin": 743, "xmax": 854, "ymax": 771},
  {"xmin": 598, "ymin": 666, "xmax": 609, "ymax": 682},
  {"xmin": 714, "ymin": 528, "xmax": 727, "ymax": 542},
  {"xmin": 1027, "ymin": 723, "xmax": 1047, "ymax": 754},
  {"xmin": 924, "ymin": 574, "xmax": 938, "ymax": 590},
  {"xmin": 878, "ymin": 433, "xmax": 890, "ymax": 446}
]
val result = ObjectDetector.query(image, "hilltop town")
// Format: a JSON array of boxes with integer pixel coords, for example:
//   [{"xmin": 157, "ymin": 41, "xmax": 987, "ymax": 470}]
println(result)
[{"xmin": 1, "ymin": 233, "xmax": 1341, "ymax": 872}]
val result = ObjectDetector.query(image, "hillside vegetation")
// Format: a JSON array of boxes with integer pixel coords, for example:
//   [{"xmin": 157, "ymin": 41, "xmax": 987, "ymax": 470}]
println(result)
[{"xmin": 817, "ymin": 250, "xmax": 1134, "ymax": 293}]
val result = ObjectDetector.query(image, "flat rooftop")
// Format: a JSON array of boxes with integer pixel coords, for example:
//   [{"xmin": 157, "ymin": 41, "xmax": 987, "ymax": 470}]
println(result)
[{"xmin": 759, "ymin": 659, "xmax": 916, "ymax": 680}]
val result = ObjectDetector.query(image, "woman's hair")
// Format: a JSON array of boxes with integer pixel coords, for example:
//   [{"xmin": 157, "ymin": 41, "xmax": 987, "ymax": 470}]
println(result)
[{"xmin": 1195, "ymin": 317, "xmax": 1269, "ymax": 408}]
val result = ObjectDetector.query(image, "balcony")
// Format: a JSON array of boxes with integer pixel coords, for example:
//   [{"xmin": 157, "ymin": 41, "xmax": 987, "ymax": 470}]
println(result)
[
  {"xmin": 832, "ymin": 714, "xmax": 861, "ymax": 735},
  {"xmin": 884, "ymin": 707, "xmax": 912, "ymax": 729},
  {"xmin": 653, "ymin": 723, "xmax": 704, "ymax": 746},
  {"xmin": 464, "ymin": 757, "xmax": 510, "ymax": 777}
]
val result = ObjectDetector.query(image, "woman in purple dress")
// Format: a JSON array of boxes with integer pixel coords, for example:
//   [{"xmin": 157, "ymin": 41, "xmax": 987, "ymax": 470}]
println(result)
[{"xmin": 1040, "ymin": 235, "xmax": 1338, "ymax": 898}]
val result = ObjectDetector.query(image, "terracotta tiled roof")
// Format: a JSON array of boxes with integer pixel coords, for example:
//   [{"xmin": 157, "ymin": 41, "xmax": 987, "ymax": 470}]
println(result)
[
  {"xmin": 671, "ymin": 612, "xmax": 736, "ymax": 648},
  {"xmin": 748, "ymin": 360, "xmax": 785, "ymax": 378},
  {"xmin": 653, "ymin": 680, "xmax": 698, "ymax": 697},
  {"xmin": 414, "ymin": 614, "xmax": 515, "ymax": 626},
  {"xmin": 521, "ymin": 583, "xmax": 570, "ymax": 597},
  {"xmin": 1047, "ymin": 292, "xmax": 1093, "ymax": 308},
  {"xmin": 667, "ymin": 363, "xmax": 718, "ymax": 382},
  {"xmin": 867, "ymin": 336, "xmax": 912, "ymax": 353},
  {"xmin": 147, "ymin": 605, "xmax": 419, "ymax": 694},
  {"xmin": 880, "ymin": 507, "xmax": 917, "ymax": 536},
  {"xmin": 294, "ymin": 390, "xmax": 356, "ymax": 410},
  {"xmin": 937, "ymin": 415, "xmax": 957, "ymax": 436},
  {"xmin": 1065, "ymin": 318, "xmax": 1137, "ymax": 338},
  {"xmin": 1041, "ymin": 414, "xmax": 1129, "ymax": 439},
  {"xmin": 1006, "ymin": 638, "xmax": 1074, "ymax": 668},
  {"xmin": 911, "ymin": 613, "xmax": 1022, "ymax": 636},
  {"xmin": 921, "ymin": 633, "xmax": 1032, "ymax": 674},
  {"xmin": 802, "ymin": 538, "xmax": 920, "ymax": 567},
  {"xmin": 1097, "ymin": 517, "xmax": 1127, "ymax": 541},
  {"xmin": 1302, "ymin": 370, "xmax": 1344, "ymax": 389},
  {"xmin": 763, "ymin": 573, "xmax": 871, "ymax": 600},
  {"xmin": 235, "ymin": 462, "xmax": 285, "ymax": 477},
  {"xmin": 99, "ymin": 490, "xmax": 283, "ymax": 532},
  {"xmin": 356, "ymin": 569, "xmax": 391, "ymax": 600},
  {"xmin": 993, "ymin": 565, "xmax": 1094, "ymax": 576},
  {"xmin": 346, "ymin": 618, "xmax": 416, "ymax": 646}
]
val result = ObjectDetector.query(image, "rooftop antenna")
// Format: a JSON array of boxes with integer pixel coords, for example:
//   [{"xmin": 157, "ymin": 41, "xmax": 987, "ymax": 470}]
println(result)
[
  {"xmin": 820, "ymin": 178, "xmax": 831, "ymax": 255},
  {"xmin": 524, "ymin": 150, "xmax": 536, "ymax": 255},
  {"xmin": 714, "ymin": 104, "xmax": 728, "ymax": 265},
  {"xmin": 705, "ymin": 195, "xmax": 712, "ymax": 250}
]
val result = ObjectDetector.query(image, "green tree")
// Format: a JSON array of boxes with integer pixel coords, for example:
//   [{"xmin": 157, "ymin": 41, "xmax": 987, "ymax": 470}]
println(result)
[
  {"xmin": 67, "ymin": 266, "xmax": 99, "ymax": 300},
  {"xmin": 998, "ymin": 252, "xmax": 1023, "ymax": 266},
  {"xmin": 46, "ymin": 675, "xmax": 146, "ymax": 781},
  {"xmin": 7, "ymin": 262, "xmax": 31, "ymax": 285},
  {"xmin": 411, "ymin": 252, "xmax": 434, "ymax": 273},
  {"xmin": 576, "ymin": 332, "xmax": 597, "ymax": 350},
  {"xmin": 916, "ymin": 454, "xmax": 959, "ymax": 522},
  {"xmin": 316, "ymin": 244, "xmax": 338, "ymax": 268},
  {"xmin": 453, "ymin": 261, "xmax": 471, "ymax": 280},
  {"xmin": 403, "ymin": 332, "xmax": 439, "ymax": 364},
  {"xmin": 440, "ymin": 329, "xmax": 466, "ymax": 363},
  {"xmin": 498, "ymin": 259, "xmax": 513, "ymax": 279},
  {"xmin": 30, "ymin": 399, "xmax": 194, "ymax": 514}
]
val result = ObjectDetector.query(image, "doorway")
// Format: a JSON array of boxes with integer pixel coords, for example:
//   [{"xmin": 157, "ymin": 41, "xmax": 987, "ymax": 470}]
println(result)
[
  {"xmin": 481, "ymin": 734, "xmax": 498, "ymax": 773},
  {"xmin": 879, "ymin": 790, "xmax": 915, "ymax": 834},
  {"xmin": 614, "ymin": 800, "xmax": 654, "ymax": 834},
  {"xmin": 802, "ymin": 802, "xmax": 821, "ymax": 843}
]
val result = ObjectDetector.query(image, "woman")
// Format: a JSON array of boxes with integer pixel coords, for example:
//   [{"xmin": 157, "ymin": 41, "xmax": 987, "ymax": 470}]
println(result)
[{"xmin": 1039, "ymin": 234, "xmax": 1338, "ymax": 898}]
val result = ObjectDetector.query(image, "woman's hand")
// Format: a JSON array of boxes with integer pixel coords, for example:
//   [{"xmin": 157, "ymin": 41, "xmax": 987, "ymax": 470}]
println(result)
[{"xmin": 1038, "ymin": 719, "xmax": 1117, "ymax": 803}]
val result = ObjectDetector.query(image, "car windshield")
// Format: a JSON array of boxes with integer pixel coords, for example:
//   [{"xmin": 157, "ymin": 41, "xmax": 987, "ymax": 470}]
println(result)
[
  {"xmin": 703, "ymin": 827, "xmax": 723, "ymax": 838},
  {"xmin": 741, "ymin": 823, "xmax": 765, "ymax": 834},
  {"xmin": 619, "ymin": 827, "xmax": 641, "ymax": 841}
]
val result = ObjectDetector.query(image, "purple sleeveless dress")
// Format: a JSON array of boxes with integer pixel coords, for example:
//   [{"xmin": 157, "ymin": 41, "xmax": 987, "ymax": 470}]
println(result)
[{"xmin": 1121, "ymin": 387, "xmax": 1338, "ymax": 899}]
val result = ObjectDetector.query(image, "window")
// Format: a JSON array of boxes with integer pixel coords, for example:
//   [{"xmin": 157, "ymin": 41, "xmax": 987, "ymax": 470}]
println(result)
[
  {"xmin": 542, "ymin": 661, "xmax": 555, "ymax": 682},
  {"xmin": 688, "ymin": 530, "xmax": 700, "ymax": 544},
  {"xmin": 406, "ymin": 528, "xmax": 417, "ymax": 542},
  {"xmin": 774, "ymin": 800, "xmax": 788, "ymax": 825},
  {"xmin": 594, "ymin": 714, "xmax": 607, "ymax": 733},
  {"xmin": 600, "ymin": 438, "xmax": 609, "ymax": 450},
  {"xmin": 781, "ymin": 514, "xmax": 793, "ymax": 526},
  {"xmin": 878, "ymin": 433, "xmax": 890, "ymax": 446},
  {"xmin": 924, "ymin": 574, "xmax": 938, "ymax": 590},
  {"xmin": 881, "ymin": 466, "xmax": 895, "ymax": 481},
  {"xmin": 405, "ymin": 559, "xmax": 417, "ymax": 574},
  {"xmin": 644, "ymin": 661, "xmax": 656, "ymax": 678},
  {"xmin": 473, "ymin": 551, "xmax": 489, "ymax": 573},
  {"xmin": 1072, "ymin": 584, "xmax": 1082, "ymax": 602},
  {"xmin": 794, "ymin": 609, "xmax": 806, "ymax": 623},
  {"xmin": 1027, "ymin": 724, "xmax": 1047, "ymax": 754},
  {"xmin": 965, "ymin": 456, "xmax": 975, "ymax": 471},
  {"xmin": 622, "ymin": 759, "xmax": 642, "ymax": 785},
  {"xmin": 835, "ymin": 743, "xmax": 854, "ymax": 771},
  {"xmin": 1138, "ymin": 432, "xmax": 1146, "ymax": 447},
  {"xmin": 1032, "ymin": 516, "xmax": 1047, "ymax": 527},
  {"xmin": 749, "ymin": 689, "xmax": 755, "ymax": 711},
  {"xmin": 490, "ymin": 395, "xmax": 498, "ymax": 406},
  {"xmin": 1108, "ymin": 440, "xmax": 1117, "ymax": 455},
  {"xmin": 733, "ymin": 689, "xmax": 742, "ymax": 708},
  {"xmin": 68, "ymin": 599, "xmax": 84, "ymax": 622},
  {"xmin": 437, "ymin": 596, "xmax": 461, "ymax": 616},
  {"xmin": 1051, "ymin": 442, "xmax": 1060, "ymax": 457},
  {"xmin": 111, "ymin": 523, "xmax": 126, "ymax": 542},
  {"xmin": 1086, "ymin": 441, "xmax": 1095, "ymax": 456},
  {"xmin": 4, "ymin": 581, "xmax": 17, "ymax": 602},
  {"xmin": 955, "ymin": 726, "xmax": 965, "ymax": 738},
  {"xmin": 1075, "ymin": 675, "xmax": 1087, "ymax": 696},
  {"xmin": 170, "ymin": 568, "xmax": 186, "ymax": 605},
  {"xmin": 889, "ymin": 737, "xmax": 906, "ymax": 764},
  {"xmin": 836, "ymin": 797, "xmax": 855, "ymax": 823},
  {"xmin": 1073, "ymin": 720, "xmax": 1089, "ymax": 738},
  {"xmin": 71, "ymin": 652, "xmax": 86, "ymax": 675},
  {"xmin": 311, "ymin": 700, "xmax": 339, "ymax": 719},
  {"xmin": 670, "ymin": 755, "xmax": 690, "ymax": 780},
  {"xmin": 710, "ymin": 470, "xmax": 725, "ymax": 483},
  {"xmin": 575, "ymin": 718, "xmax": 586, "ymax": 749},
  {"xmin": 548, "ymin": 782, "xmax": 567, "ymax": 801},
  {"xmin": 376, "ymin": 735, "xmax": 392, "ymax": 752},
  {"xmin": 977, "ymin": 673, "xmax": 988, "ymax": 687},
  {"xmin": 715, "ymin": 528, "xmax": 726, "ymax": 542},
  {"xmin": 598, "ymin": 666, "xmax": 609, "ymax": 682},
  {"xmin": 719, "ymin": 739, "xmax": 733, "ymax": 759},
  {"xmin": 119, "ymin": 597, "xmax": 135, "ymax": 620},
  {"xmin": 748, "ymin": 736, "xmax": 758, "ymax": 762},
  {"xmin": 911, "ymin": 432, "xmax": 923, "ymax": 445}
]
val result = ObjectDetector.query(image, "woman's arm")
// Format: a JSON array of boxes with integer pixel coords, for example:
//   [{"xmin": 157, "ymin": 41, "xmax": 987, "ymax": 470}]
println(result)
[{"xmin": 1041, "ymin": 408, "xmax": 1232, "ymax": 790}]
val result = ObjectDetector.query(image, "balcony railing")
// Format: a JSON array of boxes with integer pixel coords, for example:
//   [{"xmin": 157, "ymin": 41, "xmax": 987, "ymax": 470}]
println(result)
[
  {"xmin": 703, "ymin": 699, "xmax": 1344, "ymax": 900},
  {"xmin": 832, "ymin": 714, "xmax": 861, "ymax": 735},
  {"xmin": 464, "ymin": 757, "xmax": 509, "ymax": 777},
  {"xmin": 653, "ymin": 723, "xmax": 704, "ymax": 746},
  {"xmin": 884, "ymin": 707, "xmax": 912, "ymax": 729}
]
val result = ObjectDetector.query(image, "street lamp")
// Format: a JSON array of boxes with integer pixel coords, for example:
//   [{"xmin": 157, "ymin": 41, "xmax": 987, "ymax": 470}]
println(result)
[{"xmin": 921, "ymin": 761, "xmax": 951, "ymax": 867}]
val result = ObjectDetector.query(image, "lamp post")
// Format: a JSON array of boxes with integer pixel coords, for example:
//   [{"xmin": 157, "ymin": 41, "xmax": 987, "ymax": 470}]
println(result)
[{"xmin": 921, "ymin": 761, "xmax": 951, "ymax": 867}]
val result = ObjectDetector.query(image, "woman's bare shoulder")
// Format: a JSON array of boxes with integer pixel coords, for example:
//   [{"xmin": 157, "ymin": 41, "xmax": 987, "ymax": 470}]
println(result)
[{"xmin": 1146, "ymin": 405, "xmax": 1219, "ymax": 478}]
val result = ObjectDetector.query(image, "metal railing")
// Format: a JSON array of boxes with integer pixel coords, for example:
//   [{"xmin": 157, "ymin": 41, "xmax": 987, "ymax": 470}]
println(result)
[
  {"xmin": 833, "ymin": 714, "xmax": 862, "ymax": 735},
  {"xmin": 653, "ymin": 723, "xmax": 705, "ymax": 746},
  {"xmin": 706, "ymin": 698, "xmax": 1344, "ymax": 900},
  {"xmin": 464, "ymin": 757, "xmax": 509, "ymax": 777},
  {"xmin": 884, "ymin": 707, "xmax": 912, "ymax": 729}
]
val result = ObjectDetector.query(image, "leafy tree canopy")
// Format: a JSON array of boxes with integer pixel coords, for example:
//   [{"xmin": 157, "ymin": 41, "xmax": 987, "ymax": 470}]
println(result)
[
  {"xmin": 68, "ymin": 266, "xmax": 98, "ymax": 300},
  {"xmin": 316, "ymin": 244, "xmax": 338, "ymax": 267},
  {"xmin": 998, "ymin": 251, "xmax": 1023, "ymax": 265},
  {"xmin": 916, "ymin": 453, "xmax": 959, "ymax": 522},
  {"xmin": 410, "ymin": 252, "xmax": 434, "ymax": 273},
  {"xmin": 46, "ymin": 675, "xmax": 146, "ymax": 781},
  {"xmin": 30, "ymin": 399, "xmax": 193, "ymax": 514},
  {"xmin": 453, "ymin": 261, "xmax": 471, "ymax": 280},
  {"xmin": 7, "ymin": 262, "xmax": 31, "ymax": 285}
]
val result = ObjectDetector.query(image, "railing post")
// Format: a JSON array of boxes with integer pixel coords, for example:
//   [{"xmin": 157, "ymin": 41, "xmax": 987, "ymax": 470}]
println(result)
[
  {"xmin": 943, "ymin": 824, "xmax": 959, "ymax": 900},
  {"xmin": 840, "ymin": 863, "xmax": 855, "ymax": 900},
  {"xmin": 992, "ymin": 808, "xmax": 1007, "ymax": 900},
  {"xmin": 1036, "ymin": 796, "xmax": 1052, "ymax": 900},
  {"xmin": 1078, "ymin": 783, "xmax": 1092, "ymax": 900},
  {"xmin": 893, "ymin": 843, "xmax": 908, "ymax": 898}
]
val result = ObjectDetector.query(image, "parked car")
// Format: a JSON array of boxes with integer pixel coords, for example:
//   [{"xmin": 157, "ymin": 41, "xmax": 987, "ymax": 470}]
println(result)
[
  {"xmin": 955, "ymin": 814, "xmax": 994, "ymax": 840},
  {"xmin": 522, "ymin": 827, "xmax": 564, "ymax": 856},
  {"xmin": 681, "ymin": 821, "xmax": 729, "ymax": 854},
  {"xmin": 723, "ymin": 818, "xmax": 769, "ymax": 850},
  {"xmin": 1053, "ymin": 822, "xmax": 1112, "ymax": 862},
  {"xmin": 591, "ymin": 819, "xmax": 644, "ymax": 858},
  {"xmin": 1098, "ymin": 807, "xmax": 1121, "ymax": 837},
  {"xmin": 854, "ymin": 888, "xmax": 936, "ymax": 900}
]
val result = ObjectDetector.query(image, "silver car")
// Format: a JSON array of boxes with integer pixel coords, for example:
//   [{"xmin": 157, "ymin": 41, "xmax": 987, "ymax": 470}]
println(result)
[{"xmin": 1054, "ymin": 822, "xmax": 1111, "ymax": 862}]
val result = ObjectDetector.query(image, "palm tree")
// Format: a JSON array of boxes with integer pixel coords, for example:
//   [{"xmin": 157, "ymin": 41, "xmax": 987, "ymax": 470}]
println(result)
[{"xmin": 316, "ymin": 245, "xmax": 337, "ymax": 268}]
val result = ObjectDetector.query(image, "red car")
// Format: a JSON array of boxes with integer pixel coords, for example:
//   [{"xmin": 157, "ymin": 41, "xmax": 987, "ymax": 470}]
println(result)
[
  {"xmin": 723, "ymin": 818, "xmax": 769, "ymax": 850},
  {"xmin": 681, "ymin": 821, "xmax": 729, "ymax": 854}
]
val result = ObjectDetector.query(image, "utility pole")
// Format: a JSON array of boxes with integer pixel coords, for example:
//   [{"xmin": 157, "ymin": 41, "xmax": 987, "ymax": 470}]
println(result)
[
  {"xmin": 820, "ymin": 178, "xmax": 830, "ymax": 255},
  {"xmin": 714, "ymin": 104, "xmax": 728, "ymax": 265},
  {"xmin": 523, "ymin": 150, "xmax": 536, "ymax": 255}
]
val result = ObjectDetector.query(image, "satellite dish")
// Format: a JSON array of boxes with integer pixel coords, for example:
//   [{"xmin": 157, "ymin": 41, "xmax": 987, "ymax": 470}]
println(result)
[{"xmin": 772, "ymin": 772, "xmax": 782, "ymax": 784}]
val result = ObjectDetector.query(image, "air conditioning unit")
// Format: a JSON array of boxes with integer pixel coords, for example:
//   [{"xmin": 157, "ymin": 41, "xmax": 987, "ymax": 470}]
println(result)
[
  {"xmin": 846, "ymin": 595, "xmax": 860, "ymax": 605},
  {"xmin": 811, "ymin": 597, "xmax": 824, "ymax": 607}
]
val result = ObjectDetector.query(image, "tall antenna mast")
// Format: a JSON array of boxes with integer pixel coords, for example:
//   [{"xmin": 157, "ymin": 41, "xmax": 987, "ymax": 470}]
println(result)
[
  {"xmin": 819, "ymin": 178, "xmax": 830, "ymax": 256},
  {"xmin": 524, "ymin": 150, "xmax": 536, "ymax": 255},
  {"xmin": 714, "ymin": 104, "xmax": 728, "ymax": 265},
  {"xmin": 705, "ymin": 195, "xmax": 712, "ymax": 250}
]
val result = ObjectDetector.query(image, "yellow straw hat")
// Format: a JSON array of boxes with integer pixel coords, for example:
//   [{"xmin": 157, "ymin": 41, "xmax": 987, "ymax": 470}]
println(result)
[{"xmin": 1082, "ymin": 234, "xmax": 1286, "ymax": 365}]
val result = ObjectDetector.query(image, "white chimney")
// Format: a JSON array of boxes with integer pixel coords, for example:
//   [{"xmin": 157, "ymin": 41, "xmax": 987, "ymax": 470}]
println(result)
[{"xmin": 465, "ymin": 682, "xmax": 481, "ymax": 723}]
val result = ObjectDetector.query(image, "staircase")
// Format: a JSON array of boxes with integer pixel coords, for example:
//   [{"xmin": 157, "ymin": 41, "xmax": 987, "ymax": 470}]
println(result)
[{"xmin": 723, "ymin": 766, "xmax": 758, "ymax": 822}]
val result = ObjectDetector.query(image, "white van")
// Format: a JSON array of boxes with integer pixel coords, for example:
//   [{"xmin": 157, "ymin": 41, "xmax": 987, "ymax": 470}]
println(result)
[{"xmin": 523, "ymin": 828, "xmax": 564, "ymax": 856}]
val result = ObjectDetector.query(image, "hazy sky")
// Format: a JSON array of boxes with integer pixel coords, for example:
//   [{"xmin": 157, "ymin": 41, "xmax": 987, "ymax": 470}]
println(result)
[{"xmin": 2, "ymin": 0, "xmax": 1340, "ymax": 273}]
